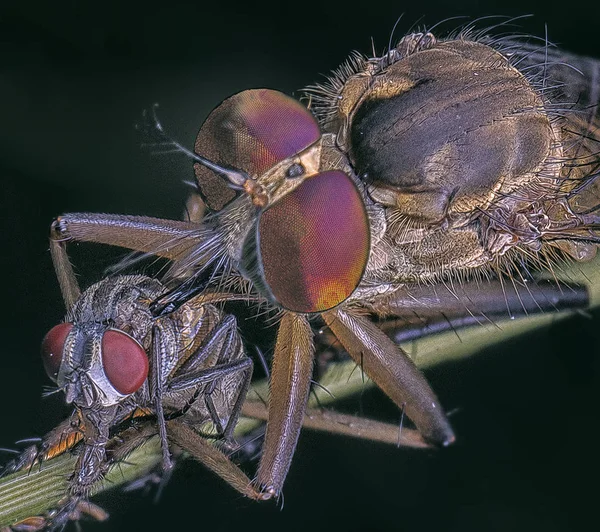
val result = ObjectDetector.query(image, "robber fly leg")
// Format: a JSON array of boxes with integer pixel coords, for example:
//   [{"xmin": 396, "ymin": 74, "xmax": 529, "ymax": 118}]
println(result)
[
  {"xmin": 323, "ymin": 308, "xmax": 456, "ymax": 447},
  {"xmin": 49, "ymin": 225, "xmax": 81, "ymax": 311},
  {"xmin": 241, "ymin": 401, "xmax": 432, "ymax": 449},
  {"xmin": 368, "ymin": 279, "xmax": 589, "ymax": 326},
  {"xmin": 50, "ymin": 212, "xmax": 203, "ymax": 262},
  {"xmin": 255, "ymin": 312, "xmax": 315, "ymax": 499},
  {"xmin": 166, "ymin": 420, "xmax": 270, "ymax": 501}
]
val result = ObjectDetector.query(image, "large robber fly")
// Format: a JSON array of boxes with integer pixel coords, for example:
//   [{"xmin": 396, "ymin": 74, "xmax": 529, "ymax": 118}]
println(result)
[{"xmin": 44, "ymin": 22, "xmax": 600, "ymax": 500}]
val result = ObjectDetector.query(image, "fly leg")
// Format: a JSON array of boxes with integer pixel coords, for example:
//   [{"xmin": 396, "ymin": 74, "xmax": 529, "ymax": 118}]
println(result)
[
  {"xmin": 167, "ymin": 314, "xmax": 252, "ymax": 441},
  {"xmin": 368, "ymin": 279, "xmax": 589, "ymax": 343},
  {"xmin": 166, "ymin": 420, "xmax": 270, "ymax": 501},
  {"xmin": 49, "ymin": 213, "xmax": 206, "ymax": 309},
  {"xmin": 368, "ymin": 279, "xmax": 589, "ymax": 321},
  {"xmin": 150, "ymin": 325, "xmax": 174, "ymax": 471},
  {"xmin": 1, "ymin": 412, "xmax": 82, "ymax": 477},
  {"xmin": 150, "ymin": 317, "xmax": 253, "ymax": 470},
  {"xmin": 242, "ymin": 401, "xmax": 432, "ymax": 448},
  {"xmin": 44, "ymin": 407, "xmax": 116, "ymax": 530},
  {"xmin": 6, "ymin": 424, "xmax": 161, "ymax": 532},
  {"xmin": 323, "ymin": 308, "xmax": 455, "ymax": 447},
  {"xmin": 2, "ymin": 502, "xmax": 108, "ymax": 532},
  {"xmin": 50, "ymin": 213, "xmax": 202, "ymax": 261},
  {"xmin": 255, "ymin": 312, "xmax": 314, "ymax": 499},
  {"xmin": 68, "ymin": 409, "xmax": 115, "ymax": 498},
  {"xmin": 327, "ymin": 279, "xmax": 589, "ymax": 448}
]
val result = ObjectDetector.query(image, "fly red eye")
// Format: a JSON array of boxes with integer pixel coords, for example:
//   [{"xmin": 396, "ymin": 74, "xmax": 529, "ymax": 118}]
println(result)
[
  {"xmin": 244, "ymin": 170, "xmax": 370, "ymax": 313},
  {"xmin": 41, "ymin": 323, "xmax": 73, "ymax": 381},
  {"xmin": 194, "ymin": 89, "xmax": 321, "ymax": 210},
  {"xmin": 101, "ymin": 330, "xmax": 148, "ymax": 395}
]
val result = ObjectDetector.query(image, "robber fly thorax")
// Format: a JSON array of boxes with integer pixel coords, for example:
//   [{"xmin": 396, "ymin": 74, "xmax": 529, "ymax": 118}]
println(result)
[{"xmin": 306, "ymin": 32, "xmax": 600, "ymax": 292}]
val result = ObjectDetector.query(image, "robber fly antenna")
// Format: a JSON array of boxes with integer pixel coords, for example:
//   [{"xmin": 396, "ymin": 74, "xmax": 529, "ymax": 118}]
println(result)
[{"xmin": 140, "ymin": 104, "xmax": 268, "ymax": 207}]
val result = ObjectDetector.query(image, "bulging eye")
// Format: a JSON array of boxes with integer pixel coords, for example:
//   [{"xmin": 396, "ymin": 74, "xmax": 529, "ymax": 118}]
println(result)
[
  {"xmin": 194, "ymin": 88, "xmax": 321, "ymax": 210},
  {"xmin": 41, "ymin": 323, "xmax": 73, "ymax": 381},
  {"xmin": 101, "ymin": 330, "xmax": 148, "ymax": 395},
  {"xmin": 242, "ymin": 170, "xmax": 370, "ymax": 313}
]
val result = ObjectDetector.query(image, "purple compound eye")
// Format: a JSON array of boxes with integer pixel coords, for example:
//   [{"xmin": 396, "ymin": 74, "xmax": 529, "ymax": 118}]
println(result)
[
  {"xmin": 243, "ymin": 170, "xmax": 370, "ymax": 313},
  {"xmin": 194, "ymin": 89, "xmax": 321, "ymax": 210}
]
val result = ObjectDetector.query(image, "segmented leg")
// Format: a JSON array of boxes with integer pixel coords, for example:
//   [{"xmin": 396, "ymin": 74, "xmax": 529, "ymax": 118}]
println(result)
[
  {"xmin": 241, "ymin": 401, "xmax": 431, "ymax": 449},
  {"xmin": 150, "ymin": 325, "xmax": 173, "ymax": 471},
  {"xmin": 166, "ymin": 421, "xmax": 270, "ymax": 500},
  {"xmin": 167, "ymin": 314, "xmax": 253, "ymax": 440},
  {"xmin": 323, "ymin": 308, "xmax": 455, "ymax": 446},
  {"xmin": 255, "ymin": 312, "xmax": 314, "ymax": 498},
  {"xmin": 367, "ymin": 279, "xmax": 589, "ymax": 320},
  {"xmin": 51, "ymin": 214, "xmax": 202, "ymax": 261}
]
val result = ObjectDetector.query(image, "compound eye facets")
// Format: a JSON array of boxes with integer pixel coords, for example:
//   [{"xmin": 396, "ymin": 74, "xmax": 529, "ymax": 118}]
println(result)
[
  {"xmin": 101, "ymin": 330, "xmax": 149, "ymax": 395},
  {"xmin": 244, "ymin": 170, "xmax": 370, "ymax": 313},
  {"xmin": 194, "ymin": 89, "xmax": 322, "ymax": 211}
]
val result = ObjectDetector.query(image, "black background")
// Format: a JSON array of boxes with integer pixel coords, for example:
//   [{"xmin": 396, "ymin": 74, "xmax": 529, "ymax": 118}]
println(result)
[{"xmin": 1, "ymin": 1, "xmax": 599, "ymax": 531}]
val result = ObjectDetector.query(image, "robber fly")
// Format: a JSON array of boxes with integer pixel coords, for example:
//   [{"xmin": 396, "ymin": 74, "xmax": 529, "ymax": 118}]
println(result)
[{"xmin": 45, "ymin": 22, "xmax": 600, "ymax": 500}]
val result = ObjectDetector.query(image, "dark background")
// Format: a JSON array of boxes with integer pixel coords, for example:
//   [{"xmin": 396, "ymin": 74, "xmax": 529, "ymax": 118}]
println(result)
[{"xmin": 1, "ymin": 1, "xmax": 599, "ymax": 531}]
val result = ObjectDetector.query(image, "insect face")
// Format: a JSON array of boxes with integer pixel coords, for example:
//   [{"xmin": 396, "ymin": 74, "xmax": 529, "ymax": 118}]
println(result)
[
  {"xmin": 192, "ymin": 88, "xmax": 371, "ymax": 313},
  {"xmin": 42, "ymin": 322, "xmax": 148, "ymax": 407}
]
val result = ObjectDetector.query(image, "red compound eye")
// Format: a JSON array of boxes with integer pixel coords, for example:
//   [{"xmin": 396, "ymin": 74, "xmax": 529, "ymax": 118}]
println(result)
[
  {"xmin": 101, "ymin": 330, "xmax": 148, "ymax": 395},
  {"xmin": 194, "ymin": 89, "xmax": 321, "ymax": 210},
  {"xmin": 41, "ymin": 323, "xmax": 73, "ymax": 381},
  {"xmin": 245, "ymin": 170, "xmax": 370, "ymax": 313}
]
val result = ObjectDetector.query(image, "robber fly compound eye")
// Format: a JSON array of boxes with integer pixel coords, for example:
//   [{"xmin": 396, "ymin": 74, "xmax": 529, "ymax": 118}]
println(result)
[
  {"xmin": 241, "ymin": 169, "xmax": 370, "ymax": 313},
  {"xmin": 188, "ymin": 88, "xmax": 372, "ymax": 313}
]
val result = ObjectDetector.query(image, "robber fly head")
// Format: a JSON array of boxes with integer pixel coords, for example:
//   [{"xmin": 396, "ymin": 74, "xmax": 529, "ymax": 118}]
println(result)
[
  {"xmin": 174, "ymin": 89, "xmax": 372, "ymax": 314},
  {"xmin": 41, "ymin": 320, "xmax": 148, "ymax": 408}
]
